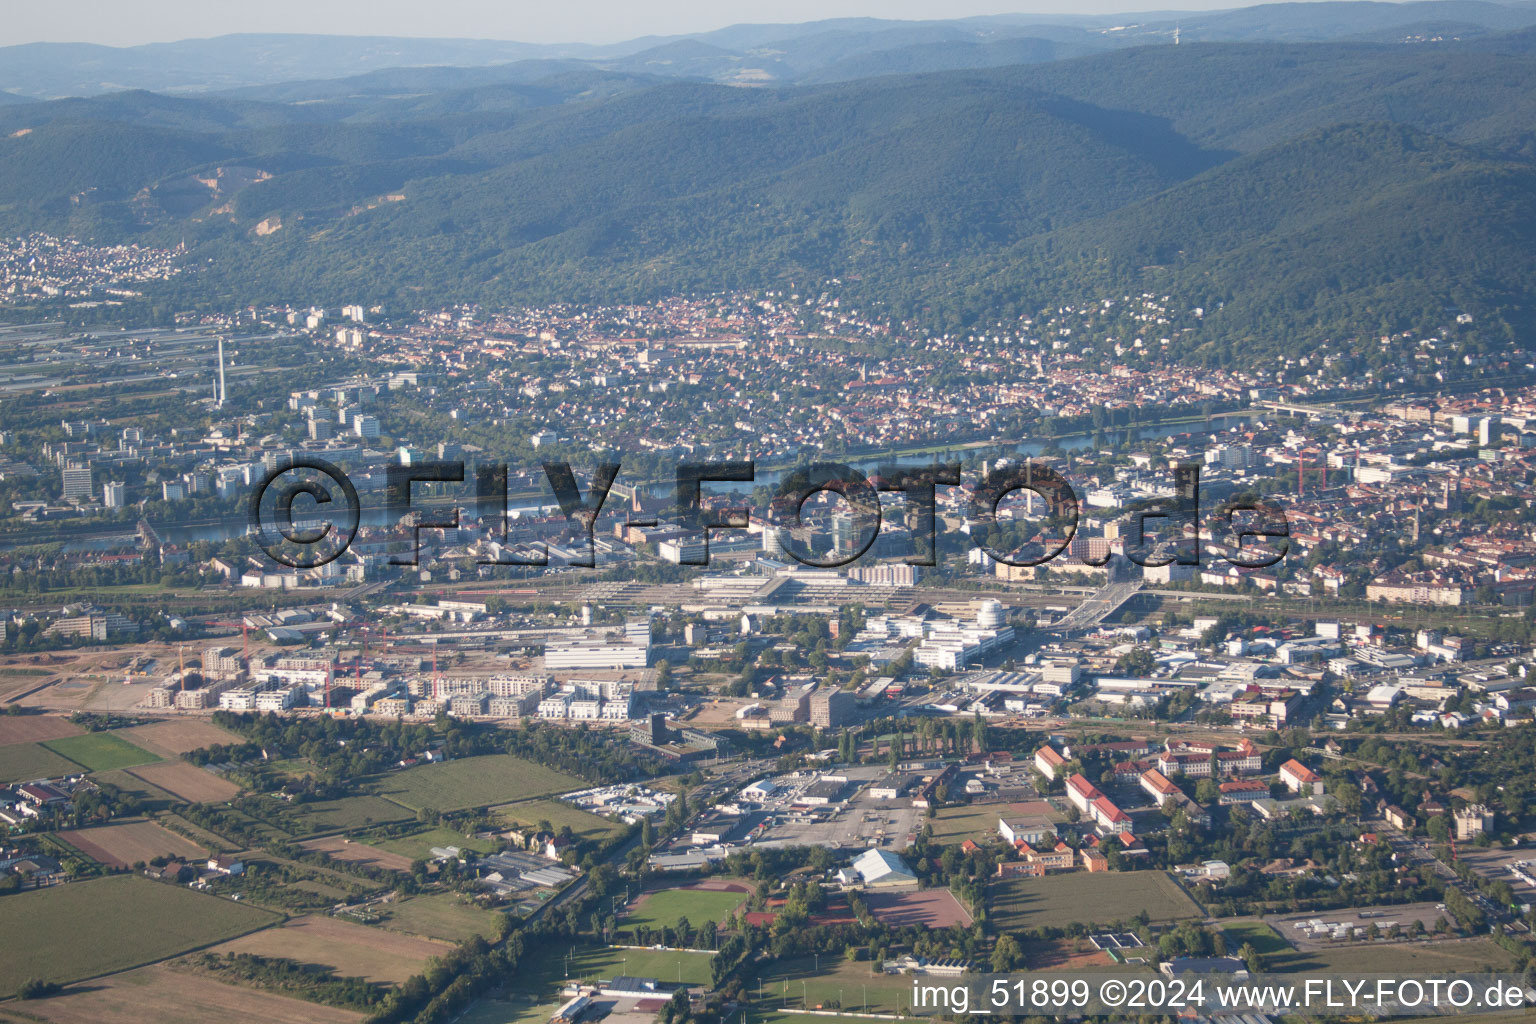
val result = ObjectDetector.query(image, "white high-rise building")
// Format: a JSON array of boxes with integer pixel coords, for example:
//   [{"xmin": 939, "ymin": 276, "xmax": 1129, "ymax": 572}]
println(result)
[
  {"xmin": 61, "ymin": 465, "xmax": 93, "ymax": 502},
  {"xmin": 103, "ymin": 481, "xmax": 127, "ymax": 508}
]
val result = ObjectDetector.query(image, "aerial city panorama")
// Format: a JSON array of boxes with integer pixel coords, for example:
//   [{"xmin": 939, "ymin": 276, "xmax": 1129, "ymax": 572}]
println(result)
[{"xmin": 2, "ymin": 1, "xmax": 1536, "ymax": 1021}]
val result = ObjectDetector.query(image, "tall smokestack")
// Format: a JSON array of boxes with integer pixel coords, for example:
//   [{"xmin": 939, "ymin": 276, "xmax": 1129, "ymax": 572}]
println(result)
[{"xmin": 217, "ymin": 338, "xmax": 227, "ymax": 408}]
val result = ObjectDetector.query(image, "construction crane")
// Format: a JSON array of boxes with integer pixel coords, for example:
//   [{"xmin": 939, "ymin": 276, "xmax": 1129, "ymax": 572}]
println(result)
[{"xmin": 208, "ymin": 620, "xmax": 251, "ymax": 662}]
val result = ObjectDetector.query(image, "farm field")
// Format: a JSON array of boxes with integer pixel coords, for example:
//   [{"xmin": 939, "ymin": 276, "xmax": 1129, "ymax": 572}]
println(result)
[
  {"xmin": 376, "ymin": 755, "xmax": 585, "ymax": 813},
  {"xmin": 0, "ymin": 964, "xmax": 364, "ymax": 1024},
  {"xmin": 41, "ymin": 732, "xmax": 160, "ymax": 772},
  {"xmin": 378, "ymin": 892, "xmax": 506, "ymax": 943},
  {"xmin": 989, "ymin": 871, "xmax": 1202, "ymax": 932},
  {"xmin": 159, "ymin": 812, "xmax": 245, "ymax": 849},
  {"xmin": 0, "ymin": 714, "xmax": 82, "ymax": 746},
  {"xmin": 1270, "ymin": 938, "xmax": 1520, "ymax": 974},
  {"xmin": 302, "ymin": 834, "xmax": 416, "ymax": 872},
  {"xmin": 211, "ymin": 914, "xmax": 452, "ymax": 984},
  {"xmin": 493, "ymin": 798, "xmax": 624, "ymax": 843},
  {"xmin": 0, "ymin": 741, "xmax": 82, "ymax": 783},
  {"xmin": 95, "ymin": 767, "xmax": 180, "ymax": 806},
  {"xmin": 57, "ymin": 819, "xmax": 207, "ymax": 869},
  {"xmin": 118, "ymin": 719, "xmax": 244, "ymax": 758},
  {"xmin": 287, "ymin": 793, "xmax": 416, "ymax": 832},
  {"xmin": 0, "ymin": 875, "xmax": 281, "ymax": 995},
  {"xmin": 748, "ymin": 955, "xmax": 915, "ymax": 1015},
  {"xmin": 625, "ymin": 883, "xmax": 751, "ymax": 933},
  {"xmin": 120, "ymin": 761, "xmax": 240, "ymax": 803}
]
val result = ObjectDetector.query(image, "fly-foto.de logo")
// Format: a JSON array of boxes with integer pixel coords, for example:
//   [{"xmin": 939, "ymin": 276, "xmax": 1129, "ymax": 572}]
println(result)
[{"xmin": 248, "ymin": 458, "xmax": 1289, "ymax": 571}]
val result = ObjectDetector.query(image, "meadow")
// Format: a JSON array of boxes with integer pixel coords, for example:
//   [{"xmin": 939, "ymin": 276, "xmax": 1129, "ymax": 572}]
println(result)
[
  {"xmin": 0, "ymin": 741, "xmax": 83, "ymax": 783},
  {"xmin": 378, "ymin": 892, "xmax": 507, "ymax": 943},
  {"xmin": 0, "ymin": 875, "xmax": 281, "ymax": 995},
  {"xmin": 375, "ymin": 755, "xmax": 585, "ymax": 813}
]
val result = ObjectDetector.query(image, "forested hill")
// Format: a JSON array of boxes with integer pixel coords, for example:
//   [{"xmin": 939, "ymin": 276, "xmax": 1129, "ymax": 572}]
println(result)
[{"xmin": 3, "ymin": 27, "xmax": 1536, "ymax": 359}]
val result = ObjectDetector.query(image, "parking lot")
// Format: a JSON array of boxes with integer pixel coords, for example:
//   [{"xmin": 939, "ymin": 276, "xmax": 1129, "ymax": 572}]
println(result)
[
  {"xmin": 1454, "ymin": 845, "xmax": 1536, "ymax": 902},
  {"xmin": 1265, "ymin": 901, "xmax": 1450, "ymax": 951}
]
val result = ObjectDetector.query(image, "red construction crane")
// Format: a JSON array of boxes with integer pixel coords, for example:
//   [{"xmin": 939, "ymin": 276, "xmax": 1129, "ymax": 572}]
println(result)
[{"xmin": 207, "ymin": 620, "xmax": 250, "ymax": 662}]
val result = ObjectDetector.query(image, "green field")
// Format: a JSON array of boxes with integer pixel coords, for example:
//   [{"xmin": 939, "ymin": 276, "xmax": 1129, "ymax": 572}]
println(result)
[
  {"xmin": 370, "ymin": 825, "xmax": 502, "ymax": 861},
  {"xmin": 491, "ymin": 941, "xmax": 715, "ymax": 1017},
  {"xmin": 287, "ymin": 793, "xmax": 416, "ymax": 832},
  {"xmin": 989, "ymin": 871, "xmax": 1202, "ymax": 932},
  {"xmin": 0, "ymin": 874, "xmax": 281, "ymax": 995},
  {"xmin": 626, "ymin": 886, "xmax": 750, "ymax": 934},
  {"xmin": 494, "ymin": 798, "xmax": 625, "ymax": 843},
  {"xmin": 0, "ymin": 741, "xmax": 83, "ymax": 783},
  {"xmin": 41, "ymin": 732, "xmax": 160, "ymax": 772},
  {"xmin": 1270, "ymin": 938, "xmax": 1520, "ymax": 974},
  {"xmin": 377, "ymin": 755, "xmax": 585, "ymax": 813},
  {"xmin": 928, "ymin": 804, "xmax": 1010, "ymax": 844},
  {"xmin": 747, "ymin": 955, "xmax": 915, "ymax": 1015},
  {"xmin": 1220, "ymin": 919, "xmax": 1290, "ymax": 956},
  {"xmin": 95, "ymin": 767, "xmax": 180, "ymax": 807},
  {"xmin": 380, "ymin": 892, "xmax": 507, "ymax": 943},
  {"xmin": 457, "ymin": 994, "xmax": 566, "ymax": 1024}
]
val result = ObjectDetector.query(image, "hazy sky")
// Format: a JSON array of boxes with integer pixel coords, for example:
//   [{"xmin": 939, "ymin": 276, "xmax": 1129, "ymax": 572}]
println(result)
[{"xmin": 13, "ymin": 0, "xmax": 1291, "ymax": 47}]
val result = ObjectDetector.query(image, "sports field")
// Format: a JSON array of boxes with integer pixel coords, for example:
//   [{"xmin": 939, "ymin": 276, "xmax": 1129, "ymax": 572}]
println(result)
[
  {"xmin": 0, "ymin": 875, "xmax": 281, "ymax": 995},
  {"xmin": 516, "ymin": 943, "xmax": 716, "ymax": 994},
  {"xmin": 989, "ymin": 871, "xmax": 1202, "ymax": 932},
  {"xmin": 0, "ymin": 963, "xmax": 364, "ymax": 1024},
  {"xmin": 41, "ymin": 732, "xmax": 160, "ymax": 772},
  {"xmin": 376, "ymin": 755, "xmax": 584, "ymax": 812},
  {"xmin": 862, "ymin": 888, "xmax": 973, "ymax": 928},
  {"xmin": 748, "ymin": 955, "xmax": 914, "ymax": 1015},
  {"xmin": 625, "ymin": 883, "xmax": 751, "ymax": 933},
  {"xmin": 1219, "ymin": 918, "xmax": 1289, "ymax": 955},
  {"xmin": 0, "ymin": 741, "xmax": 81, "ymax": 783},
  {"xmin": 462, "ymin": 942, "xmax": 716, "ymax": 1023}
]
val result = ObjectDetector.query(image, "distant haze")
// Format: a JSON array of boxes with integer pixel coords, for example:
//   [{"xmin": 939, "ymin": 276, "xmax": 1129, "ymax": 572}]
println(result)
[{"xmin": 13, "ymin": 0, "xmax": 1318, "ymax": 47}]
